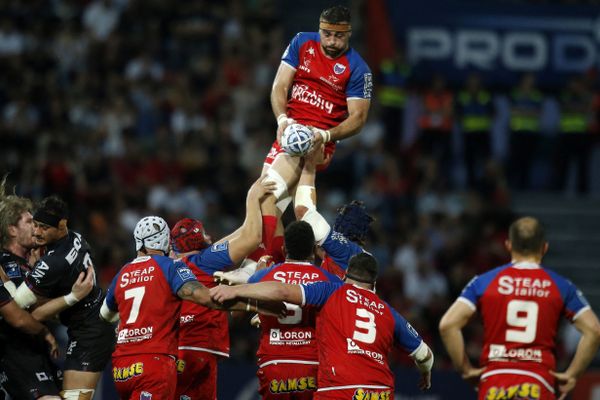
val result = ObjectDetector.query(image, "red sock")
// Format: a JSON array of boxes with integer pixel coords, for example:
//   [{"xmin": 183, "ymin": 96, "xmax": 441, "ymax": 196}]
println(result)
[
  {"xmin": 262, "ymin": 215, "xmax": 277, "ymax": 255},
  {"xmin": 271, "ymin": 235, "xmax": 285, "ymax": 264},
  {"xmin": 247, "ymin": 246, "xmax": 266, "ymax": 262}
]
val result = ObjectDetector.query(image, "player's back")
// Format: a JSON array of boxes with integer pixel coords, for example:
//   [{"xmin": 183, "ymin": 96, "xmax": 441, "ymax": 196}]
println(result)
[
  {"xmin": 178, "ymin": 247, "xmax": 232, "ymax": 357},
  {"xmin": 112, "ymin": 255, "xmax": 184, "ymax": 358},
  {"xmin": 461, "ymin": 261, "xmax": 589, "ymax": 373},
  {"xmin": 250, "ymin": 261, "xmax": 339, "ymax": 365},
  {"xmin": 316, "ymin": 284, "xmax": 397, "ymax": 389}
]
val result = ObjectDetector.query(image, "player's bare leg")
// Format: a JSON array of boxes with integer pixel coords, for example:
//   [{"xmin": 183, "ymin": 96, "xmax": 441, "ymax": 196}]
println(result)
[{"xmin": 60, "ymin": 371, "xmax": 101, "ymax": 399}]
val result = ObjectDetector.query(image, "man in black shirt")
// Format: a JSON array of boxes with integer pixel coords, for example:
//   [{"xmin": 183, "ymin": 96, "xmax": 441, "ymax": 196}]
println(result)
[
  {"xmin": 0, "ymin": 183, "xmax": 93, "ymax": 399},
  {"xmin": 14, "ymin": 196, "xmax": 114, "ymax": 400}
]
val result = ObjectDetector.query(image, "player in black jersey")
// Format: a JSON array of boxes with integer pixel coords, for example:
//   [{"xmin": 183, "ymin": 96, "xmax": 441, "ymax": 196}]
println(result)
[
  {"xmin": 0, "ymin": 182, "xmax": 95, "ymax": 400},
  {"xmin": 13, "ymin": 196, "xmax": 115, "ymax": 400}
]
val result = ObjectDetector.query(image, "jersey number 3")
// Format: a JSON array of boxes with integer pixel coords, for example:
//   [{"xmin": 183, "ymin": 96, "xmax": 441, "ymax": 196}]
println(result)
[
  {"xmin": 124, "ymin": 287, "xmax": 146, "ymax": 324},
  {"xmin": 506, "ymin": 299, "xmax": 538, "ymax": 343},
  {"xmin": 353, "ymin": 308, "xmax": 376, "ymax": 344}
]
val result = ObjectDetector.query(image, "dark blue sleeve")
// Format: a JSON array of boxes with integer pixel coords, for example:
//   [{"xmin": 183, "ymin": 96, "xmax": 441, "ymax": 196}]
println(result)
[
  {"xmin": 154, "ymin": 256, "xmax": 198, "ymax": 295},
  {"xmin": 322, "ymin": 230, "xmax": 364, "ymax": 271},
  {"xmin": 282, "ymin": 32, "xmax": 315, "ymax": 69},
  {"xmin": 346, "ymin": 51, "xmax": 373, "ymax": 99},
  {"xmin": 390, "ymin": 305, "xmax": 422, "ymax": 353},
  {"xmin": 0, "ymin": 282, "xmax": 12, "ymax": 306},
  {"xmin": 104, "ymin": 272, "xmax": 119, "ymax": 311},
  {"xmin": 248, "ymin": 265, "xmax": 278, "ymax": 284},
  {"xmin": 187, "ymin": 242, "xmax": 234, "ymax": 275},
  {"xmin": 546, "ymin": 270, "xmax": 591, "ymax": 321},
  {"xmin": 301, "ymin": 281, "xmax": 343, "ymax": 307}
]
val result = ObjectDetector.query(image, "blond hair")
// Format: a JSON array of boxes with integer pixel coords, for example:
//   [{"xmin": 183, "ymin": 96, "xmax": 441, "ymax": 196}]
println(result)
[{"xmin": 0, "ymin": 175, "xmax": 33, "ymax": 248}]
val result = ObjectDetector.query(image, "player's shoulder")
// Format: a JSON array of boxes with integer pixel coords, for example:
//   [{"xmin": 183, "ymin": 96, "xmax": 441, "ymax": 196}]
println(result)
[
  {"xmin": 540, "ymin": 265, "xmax": 576, "ymax": 288},
  {"xmin": 345, "ymin": 47, "xmax": 370, "ymax": 71}
]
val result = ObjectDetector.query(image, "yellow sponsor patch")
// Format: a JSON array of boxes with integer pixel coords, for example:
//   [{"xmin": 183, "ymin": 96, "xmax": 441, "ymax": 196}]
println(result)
[
  {"xmin": 269, "ymin": 376, "xmax": 317, "ymax": 393},
  {"xmin": 176, "ymin": 359, "xmax": 186, "ymax": 374},
  {"xmin": 352, "ymin": 388, "xmax": 392, "ymax": 400},
  {"xmin": 485, "ymin": 383, "xmax": 541, "ymax": 399},
  {"xmin": 113, "ymin": 362, "xmax": 143, "ymax": 382}
]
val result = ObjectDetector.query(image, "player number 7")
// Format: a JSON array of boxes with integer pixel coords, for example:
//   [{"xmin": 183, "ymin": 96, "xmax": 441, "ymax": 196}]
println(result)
[{"xmin": 124, "ymin": 287, "xmax": 146, "ymax": 324}]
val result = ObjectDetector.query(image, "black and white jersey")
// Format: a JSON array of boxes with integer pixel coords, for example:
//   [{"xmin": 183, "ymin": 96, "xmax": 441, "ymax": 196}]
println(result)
[
  {"xmin": 0, "ymin": 282, "xmax": 11, "ymax": 308},
  {"xmin": 0, "ymin": 251, "xmax": 30, "ymax": 288},
  {"xmin": 26, "ymin": 230, "xmax": 103, "ymax": 327}
]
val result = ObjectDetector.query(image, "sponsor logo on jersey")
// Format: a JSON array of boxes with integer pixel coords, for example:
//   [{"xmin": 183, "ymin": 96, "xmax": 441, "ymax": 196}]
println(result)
[
  {"xmin": 35, "ymin": 372, "xmax": 50, "ymax": 382},
  {"xmin": 497, "ymin": 276, "xmax": 551, "ymax": 298},
  {"xmin": 488, "ymin": 344, "xmax": 542, "ymax": 362},
  {"xmin": 485, "ymin": 383, "xmax": 540, "ymax": 399},
  {"xmin": 211, "ymin": 242, "xmax": 229, "ymax": 253},
  {"xmin": 66, "ymin": 340, "xmax": 77, "ymax": 355},
  {"xmin": 330, "ymin": 231, "xmax": 349, "ymax": 245},
  {"xmin": 120, "ymin": 266, "xmax": 156, "ymax": 287},
  {"xmin": 273, "ymin": 270, "xmax": 321, "ymax": 285},
  {"xmin": 290, "ymin": 84, "xmax": 334, "ymax": 114},
  {"xmin": 333, "ymin": 63, "xmax": 346, "ymax": 74},
  {"xmin": 269, "ymin": 328, "xmax": 313, "ymax": 345},
  {"xmin": 140, "ymin": 391, "xmax": 152, "ymax": 400},
  {"xmin": 117, "ymin": 326, "xmax": 154, "ymax": 344},
  {"xmin": 177, "ymin": 266, "xmax": 194, "ymax": 281},
  {"xmin": 176, "ymin": 359, "xmax": 186, "ymax": 374},
  {"xmin": 363, "ymin": 73, "xmax": 373, "ymax": 98},
  {"xmin": 346, "ymin": 289, "xmax": 385, "ymax": 315},
  {"xmin": 113, "ymin": 362, "xmax": 144, "ymax": 382},
  {"xmin": 346, "ymin": 338, "xmax": 384, "ymax": 364},
  {"xmin": 352, "ymin": 388, "xmax": 392, "ymax": 400},
  {"xmin": 180, "ymin": 314, "xmax": 195, "ymax": 324},
  {"xmin": 4, "ymin": 261, "xmax": 22, "ymax": 279},
  {"xmin": 299, "ymin": 64, "xmax": 311, "ymax": 73},
  {"xmin": 269, "ymin": 376, "xmax": 316, "ymax": 394},
  {"xmin": 30, "ymin": 261, "xmax": 50, "ymax": 282},
  {"xmin": 319, "ymin": 75, "xmax": 343, "ymax": 91},
  {"xmin": 406, "ymin": 322, "xmax": 419, "ymax": 338}
]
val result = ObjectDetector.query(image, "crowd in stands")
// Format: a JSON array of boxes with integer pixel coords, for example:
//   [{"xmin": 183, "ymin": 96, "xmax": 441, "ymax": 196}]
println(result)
[{"xmin": 0, "ymin": 0, "xmax": 597, "ymax": 372}]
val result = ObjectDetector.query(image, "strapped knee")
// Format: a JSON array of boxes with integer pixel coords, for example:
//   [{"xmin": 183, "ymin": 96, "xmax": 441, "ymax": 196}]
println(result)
[
  {"xmin": 262, "ymin": 169, "xmax": 288, "ymax": 200},
  {"xmin": 60, "ymin": 389, "xmax": 95, "ymax": 400}
]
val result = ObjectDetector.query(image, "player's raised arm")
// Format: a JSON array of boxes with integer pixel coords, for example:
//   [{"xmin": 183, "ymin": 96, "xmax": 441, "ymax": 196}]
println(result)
[
  {"xmin": 225, "ymin": 179, "xmax": 276, "ymax": 264},
  {"xmin": 271, "ymin": 62, "xmax": 297, "ymax": 143}
]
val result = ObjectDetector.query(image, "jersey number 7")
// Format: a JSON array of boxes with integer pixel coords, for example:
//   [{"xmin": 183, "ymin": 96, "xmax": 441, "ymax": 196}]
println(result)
[{"xmin": 124, "ymin": 287, "xmax": 146, "ymax": 324}]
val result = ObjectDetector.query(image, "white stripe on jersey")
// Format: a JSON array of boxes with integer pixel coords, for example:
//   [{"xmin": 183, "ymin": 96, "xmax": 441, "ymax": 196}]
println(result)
[
  {"xmin": 259, "ymin": 359, "xmax": 319, "ymax": 368},
  {"xmin": 317, "ymin": 384, "xmax": 391, "ymax": 392},
  {"xmin": 178, "ymin": 346, "xmax": 229, "ymax": 358}
]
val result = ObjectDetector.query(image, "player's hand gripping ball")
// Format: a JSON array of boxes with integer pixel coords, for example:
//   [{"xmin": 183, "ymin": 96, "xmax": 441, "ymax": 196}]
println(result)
[{"xmin": 281, "ymin": 123, "xmax": 314, "ymax": 156}]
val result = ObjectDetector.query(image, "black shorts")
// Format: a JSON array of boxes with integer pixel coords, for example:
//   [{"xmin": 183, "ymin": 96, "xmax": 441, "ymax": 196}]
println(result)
[
  {"xmin": 0, "ymin": 339, "xmax": 60, "ymax": 399},
  {"xmin": 65, "ymin": 315, "xmax": 115, "ymax": 372}
]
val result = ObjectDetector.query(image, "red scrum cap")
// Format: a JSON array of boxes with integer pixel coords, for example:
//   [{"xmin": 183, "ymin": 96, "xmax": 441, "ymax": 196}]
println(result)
[{"xmin": 170, "ymin": 218, "xmax": 211, "ymax": 253}]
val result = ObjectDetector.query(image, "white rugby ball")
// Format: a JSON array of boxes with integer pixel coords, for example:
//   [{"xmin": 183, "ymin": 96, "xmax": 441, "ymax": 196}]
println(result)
[{"xmin": 281, "ymin": 124, "xmax": 313, "ymax": 156}]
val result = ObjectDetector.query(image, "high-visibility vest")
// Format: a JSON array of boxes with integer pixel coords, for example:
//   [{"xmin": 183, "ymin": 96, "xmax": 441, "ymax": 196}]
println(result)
[
  {"xmin": 559, "ymin": 93, "xmax": 592, "ymax": 133},
  {"xmin": 457, "ymin": 91, "xmax": 493, "ymax": 133},
  {"xmin": 510, "ymin": 90, "xmax": 543, "ymax": 133},
  {"xmin": 379, "ymin": 58, "xmax": 410, "ymax": 108}
]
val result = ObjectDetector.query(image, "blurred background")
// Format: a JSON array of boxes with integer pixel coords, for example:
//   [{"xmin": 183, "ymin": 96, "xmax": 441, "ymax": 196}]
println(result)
[{"xmin": 1, "ymin": 0, "xmax": 599, "ymax": 398}]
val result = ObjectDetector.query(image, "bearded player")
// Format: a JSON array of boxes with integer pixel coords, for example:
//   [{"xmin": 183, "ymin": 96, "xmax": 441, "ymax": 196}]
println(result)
[{"xmin": 258, "ymin": 4, "xmax": 372, "ymax": 265}]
